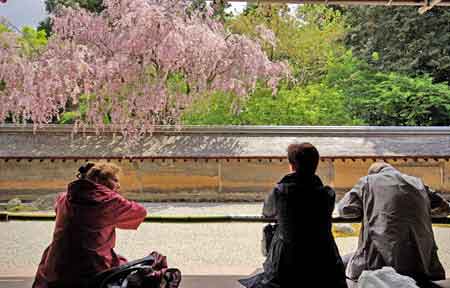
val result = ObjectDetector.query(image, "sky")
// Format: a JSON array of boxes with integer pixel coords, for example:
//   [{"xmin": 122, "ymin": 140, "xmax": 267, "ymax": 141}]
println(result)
[
  {"xmin": 0, "ymin": 0, "xmax": 47, "ymax": 29},
  {"xmin": 0, "ymin": 0, "xmax": 251, "ymax": 29}
]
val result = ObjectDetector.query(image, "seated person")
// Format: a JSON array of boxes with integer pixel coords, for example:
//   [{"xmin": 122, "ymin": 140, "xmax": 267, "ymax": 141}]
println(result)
[
  {"xmin": 239, "ymin": 143, "xmax": 347, "ymax": 288},
  {"xmin": 337, "ymin": 162, "xmax": 450, "ymax": 285},
  {"xmin": 33, "ymin": 162, "xmax": 180, "ymax": 288}
]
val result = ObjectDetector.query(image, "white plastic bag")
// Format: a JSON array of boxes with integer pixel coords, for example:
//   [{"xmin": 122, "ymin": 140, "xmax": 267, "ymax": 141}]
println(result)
[{"xmin": 357, "ymin": 267, "xmax": 419, "ymax": 288}]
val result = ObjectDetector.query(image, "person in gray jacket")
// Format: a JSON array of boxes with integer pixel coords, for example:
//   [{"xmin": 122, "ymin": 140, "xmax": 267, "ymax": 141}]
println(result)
[{"xmin": 337, "ymin": 162, "xmax": 450, "ymax": 284}]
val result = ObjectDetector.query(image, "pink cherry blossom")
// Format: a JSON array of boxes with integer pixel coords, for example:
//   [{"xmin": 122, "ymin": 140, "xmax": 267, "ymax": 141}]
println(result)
[{"xmin": 0, "ymin": 0, "xmax": 288, "ymax": 137}]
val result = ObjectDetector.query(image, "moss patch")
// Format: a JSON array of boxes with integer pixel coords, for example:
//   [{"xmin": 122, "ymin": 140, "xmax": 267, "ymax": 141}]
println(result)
[
  {"xmin": 6, "ymin": 205, "xmax": 39, "ymax": 212},
  {"xmin": 331, "ymin": 223, "xmax": 449, "ymax": 238},
  {"xmin": 433, "ymin": 224, "xmax": 450, "ymax": 229}
]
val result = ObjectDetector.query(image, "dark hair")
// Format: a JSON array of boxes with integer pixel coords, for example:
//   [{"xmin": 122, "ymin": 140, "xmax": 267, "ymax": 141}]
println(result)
[
  {"xmin": 287, "ymin": 143, "xmax": 319, "ymax": 176},
  {"xmin": 77, "ymin": 162, "xmax": 95, "ymax": 179}
]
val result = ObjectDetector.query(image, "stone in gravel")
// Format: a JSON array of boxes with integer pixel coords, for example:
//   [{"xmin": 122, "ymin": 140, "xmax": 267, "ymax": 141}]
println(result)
[
  {"xmin": 7, "ymin": 198, "xmax": 22, "ymax": 207},
  {"xmin": 31, "ymin": 194, "xmax": 58, "ymax": 211},
  {"xmin": 334, "ymin": 223, "xmax": 356, "ymax": 235},
  {"xmin": 7, "ymin": 205, "xmax": 38, "ymax": 212}
]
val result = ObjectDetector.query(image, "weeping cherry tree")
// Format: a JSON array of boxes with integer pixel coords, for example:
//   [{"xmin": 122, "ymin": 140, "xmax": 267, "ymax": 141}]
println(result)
[{"xmin": 0, "ymin": 0, "xmax": 288, "ymax": 137}]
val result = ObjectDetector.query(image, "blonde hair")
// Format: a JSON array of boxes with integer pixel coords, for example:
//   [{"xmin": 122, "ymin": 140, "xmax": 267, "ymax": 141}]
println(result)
[{"xmin": 81, "ymin": 162, "xmax": 122, "ymax": 182}]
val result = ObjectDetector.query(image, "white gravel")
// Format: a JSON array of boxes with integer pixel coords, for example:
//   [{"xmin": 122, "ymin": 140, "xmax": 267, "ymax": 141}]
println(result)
[{"xmin": 0, "ymin": 203, "xmax": 449, "ymax": 278}]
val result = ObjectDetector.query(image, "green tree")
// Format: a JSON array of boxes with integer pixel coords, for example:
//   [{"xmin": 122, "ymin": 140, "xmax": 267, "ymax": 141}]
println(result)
[
  {"xmin": 38, "ymin": 0, "xmax": 105, "ymax": 35},
  {"xmin": 184, "ymin": 4, "xmax": 358, "ymax": 126},
  {"xmin": 228, "ymin": 4, "xmax": 346, "ymax": 85},
  {"xmin": 189, "ymin": 0, "xmax": 231, "ymax": 22},
  {"xmin": 210, "ymin": 0, "xmax": 232, "ymax": 22},
  {"xmin": 240, "ymin": 84, "xmax": 360, "ymax": 125},
  {"xmin": 182, "ymin": 91, "xmax": 242, "ymax": 125},
  {"xmin": 344, "ymin": 6, "xmax": 450, "ymax": 84},
  {"xmin": 58, "ymin": 95, "xmax": 89, "ymax": 124},
  {"xmin": 182, "ymin": 84, "xmax": 360, "ymax": 125},
  {"xmin": 327, "ymin": 52, "xmax": 450, "ymax": 126},
  {"xmin": 0, "ymin": 24, "xmax": 9, "ymax": 34},
  {"xmin": 18, "ymin": 27, "xmax": 48, "ymax": 56},
  {"xmin": 44, "ymin": 0, "xmax": 105, "ymax": 13},
  {"xmin": 0, "ymin": 24, "xmax": 47, "ymax": 57}
]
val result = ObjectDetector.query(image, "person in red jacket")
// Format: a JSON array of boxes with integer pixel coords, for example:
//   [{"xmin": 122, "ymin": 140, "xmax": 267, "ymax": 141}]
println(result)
[{"xmin": 33, "ymin": 162, "xmax": 148, "ymax": 288}]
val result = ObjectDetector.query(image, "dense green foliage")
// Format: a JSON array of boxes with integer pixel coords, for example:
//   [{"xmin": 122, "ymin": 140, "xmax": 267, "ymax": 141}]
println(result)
[
  {"xmin": 0, "ymin": 24, "xmax": 47, "ymax": 55},
  {"xmin": 183, "ymin": 84, "xmax": 361, "ymax": 125},
  {"xmin": 327, "ymin": 53, "xmax": 450, "ymax": 126},
  {"xmin": 58, "ymin": 95, "xmax": 89, "ymax": 124},
  {"xmin": 38, "ymin": 0, "xmax": 105, "ymax": 34},
  {"xmin": 347, "ymin": 73, "xmax": 450, "ymax": 126},
  {"xmin": 44, "ymin": 0, "xmax": 105, "ymax": 13},
  {"xmin": 228, "ymin": 4, "xmax": 346, "ymax": 84},
  {"xmin": 188, "ymin": 0, "xmax": 232, "ymax": 22},
  {"xmin": 18, "ymin": 26, "xmax": 48, "ymax": 56},
  {"xmin": 183, "ymin": 4, "xmax": 450, "ymax": 127},
  {"xmin": 344, "ymin": 7, "xmax": 450, "ymax": 84}
]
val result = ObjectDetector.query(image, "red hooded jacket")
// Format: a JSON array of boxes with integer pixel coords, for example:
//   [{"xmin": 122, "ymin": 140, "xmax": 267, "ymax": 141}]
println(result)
[{"xmin": 33, "ymin": 179, "xmax": 147, "ymax": 288}]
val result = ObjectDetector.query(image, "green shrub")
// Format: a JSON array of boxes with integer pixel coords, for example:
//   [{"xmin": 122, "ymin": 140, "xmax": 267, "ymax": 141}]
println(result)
[
  {"xmin": 182, "ymin": 84, "xmax": 361, "ymax": 125},
  {"xmin": 327, "ymin": 52, "xmax": 450, "ymax": 126}
]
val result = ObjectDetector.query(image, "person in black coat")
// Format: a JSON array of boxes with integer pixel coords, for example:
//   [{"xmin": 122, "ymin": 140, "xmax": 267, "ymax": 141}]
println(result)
[{"xmin": 239, "ymin": 143, "xmax": 347, "ymax": 288}]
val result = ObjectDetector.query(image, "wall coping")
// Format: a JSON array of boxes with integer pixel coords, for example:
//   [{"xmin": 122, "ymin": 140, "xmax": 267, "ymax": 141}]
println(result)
[
  {"xmin": 1, "ymin": 124, "xmax": 450, "ymax": 137},
  {"xmin": 1, "ymin": 125, "xmax": 450, "ymax": 158}
]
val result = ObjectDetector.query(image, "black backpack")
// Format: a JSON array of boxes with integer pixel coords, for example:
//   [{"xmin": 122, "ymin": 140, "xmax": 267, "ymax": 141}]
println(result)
[
  {"xmin": 89, "ymin": 255, "xmax": 156, "ymax": 288},
  {"xmin": 262, "ymin": 223, "xmax": 278, "ymax": 256}
]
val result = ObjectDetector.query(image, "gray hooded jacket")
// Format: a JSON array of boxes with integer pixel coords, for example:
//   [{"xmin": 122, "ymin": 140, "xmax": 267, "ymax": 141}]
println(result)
[{"xmin": 337, "ymin": 165, "xmax": 449, "ymax": 281}]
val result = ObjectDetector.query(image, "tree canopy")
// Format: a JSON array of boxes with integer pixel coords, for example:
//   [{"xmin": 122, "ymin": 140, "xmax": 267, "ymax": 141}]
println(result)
[
  {"xmin": 0, "ymin": 0, "xmax": 287, "ymax": 136},
  {"xmin": 183, "ymin": 4, "xmax": 450, "ymax": 127},
  {"xmin": 2, "ymin": 1, "xmax": 450, "ymax": 130},
  {"xmin": 326, "ymin": 52, "xmax": 450, "ymax": 126},
  {"xmin": 344, "ymin": 6, "xmax": 450, "ymax": 84},
  {"xmin": 228, "ymin": 4, "xmax": 346, "ymax": 85}
]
